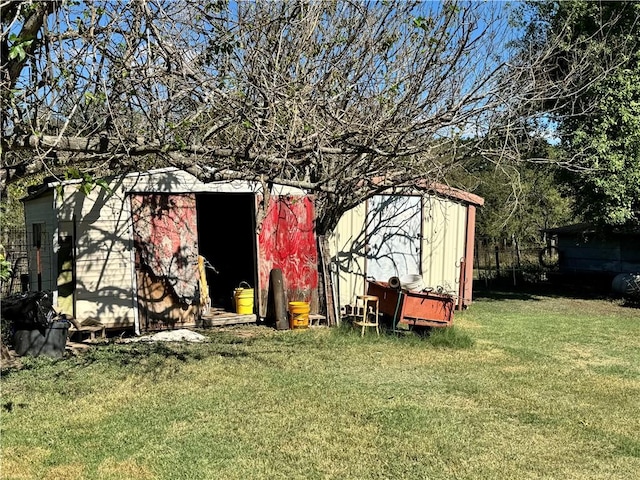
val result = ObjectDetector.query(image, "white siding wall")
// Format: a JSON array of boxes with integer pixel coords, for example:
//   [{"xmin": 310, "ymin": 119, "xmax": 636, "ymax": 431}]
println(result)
[
  {"xmin": 57, "ymin": 181, "xmax": 135, "ymax": 328},
  {"xmin": 23, "ymin": 192, "xmax": 57, "ymax": 292}
]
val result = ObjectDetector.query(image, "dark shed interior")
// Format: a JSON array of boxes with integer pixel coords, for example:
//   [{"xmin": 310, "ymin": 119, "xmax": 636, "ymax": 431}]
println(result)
[{"xmin": 196, "ymin": 193, "xmax": 258, "ymax": 311}]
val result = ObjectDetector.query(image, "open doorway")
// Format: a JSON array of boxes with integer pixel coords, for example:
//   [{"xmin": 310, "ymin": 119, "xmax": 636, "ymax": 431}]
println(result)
[{"xmin": 196, "ymin": 193, "xmax": 258, "ymax": 312}]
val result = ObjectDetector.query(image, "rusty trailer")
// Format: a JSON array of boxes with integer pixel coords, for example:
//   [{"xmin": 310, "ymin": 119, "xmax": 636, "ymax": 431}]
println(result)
[{"xmin": 366, "ymin": 280, "xmax": 454, "ymax": 330}]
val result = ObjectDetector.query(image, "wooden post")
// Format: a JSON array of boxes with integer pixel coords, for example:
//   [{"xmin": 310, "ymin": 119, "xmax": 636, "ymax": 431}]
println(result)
[
  {"xmin": 36, "ymin": 246, "xmax": 42, "ymax": 291},
  {"xmin": 317, "ymin": 235, "xmax": 336, "ymax": 326},
  {"xmin": 457, "ymin": 258, "xmax": 465, "ymax": 310}
]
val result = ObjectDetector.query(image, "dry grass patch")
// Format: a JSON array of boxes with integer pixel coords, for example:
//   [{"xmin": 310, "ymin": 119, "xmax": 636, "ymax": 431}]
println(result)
[
  {"xmin": 97, "ymin": 458, "xmax": 155, "ymax": 480},
  {"xmin": 42, "ymin": 463, "xmax": 85, "ymax": 480},
  {"xmin": 0, "ymin": 446, "xmax": 51, "ymax": 480},
  {"xmin": 1, "ymin": 293, "xmax": 639, "ymax": 479}
]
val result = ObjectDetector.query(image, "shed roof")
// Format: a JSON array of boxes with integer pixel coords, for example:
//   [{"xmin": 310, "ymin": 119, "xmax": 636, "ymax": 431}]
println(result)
[
  {"xmin": 22, "ymin": 167, "xmax": 307, "ymax": 202},
  {"xmin": 545, "ymin": 223, "xmax": 640, "ymax": 236},
  {"xmin": 367, "ymin": 176, "xmax": 484, "ymax": 207},
  {"xmin": 22, "ymin": 168, "xmax": 484, "ymax": 207},
  {"xmin": 414, "ymin": 180, "xmax": 484, "ymax": 207}
]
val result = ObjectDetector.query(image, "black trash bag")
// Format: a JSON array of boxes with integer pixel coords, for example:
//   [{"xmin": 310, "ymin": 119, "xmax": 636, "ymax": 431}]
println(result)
[
  {"xmin": 1, "ymin": 291, "xmax": 56, "ymax": 329},
  {"xmin": 2, "ymin": 291, "xmax": 70, "ymax": 358}
]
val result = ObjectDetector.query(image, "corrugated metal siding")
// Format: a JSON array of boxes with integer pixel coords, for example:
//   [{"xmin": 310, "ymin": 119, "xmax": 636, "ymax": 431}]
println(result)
[
  {"xmin": 329, "ymin": 203, "xmax": 367, "ymax": 310},
  {"xmin": 367, "ymin": 195, "xmax": 422, "ymax": 282},
  {"xmin": 557, "ymin": 233, "xmax": 640, "ymax": 274},
  {"xmin": 421, "ymin": 196, "xmax": 467, "ymax": 295},
  {"xmin": 331, "ymin": 194, "xmax": 469, "ymax": 310}
]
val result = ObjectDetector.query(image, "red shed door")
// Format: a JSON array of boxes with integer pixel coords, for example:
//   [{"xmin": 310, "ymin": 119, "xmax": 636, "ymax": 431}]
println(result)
[
  {"xmin": 131, "ymin": 193, "xmax": 200, "ymax": 330},
  {"xmin": 257, "ymin": 196, "xmax": 319, "ymax": 316}
]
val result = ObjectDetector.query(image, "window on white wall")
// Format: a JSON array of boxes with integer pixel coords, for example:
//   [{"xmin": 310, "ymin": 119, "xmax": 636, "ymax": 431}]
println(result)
[{"xmin": 32, "ymin": 223, "xmax": 43, "ymax": 248}]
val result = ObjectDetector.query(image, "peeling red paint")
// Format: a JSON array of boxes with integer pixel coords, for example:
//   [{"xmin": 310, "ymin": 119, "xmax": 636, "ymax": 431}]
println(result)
[
  {"xmin": 131, "ymin": 194, "xmax": 199, "ymax": 301},
  {"xmin": 258, "ymin": 196, "xmax": 318, "ymax": 307}
]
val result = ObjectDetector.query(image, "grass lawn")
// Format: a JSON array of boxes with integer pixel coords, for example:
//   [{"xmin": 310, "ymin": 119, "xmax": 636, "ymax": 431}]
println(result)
[{"xmin": 1, "ymin": 292, "xmax": 639, "ymax": 479}]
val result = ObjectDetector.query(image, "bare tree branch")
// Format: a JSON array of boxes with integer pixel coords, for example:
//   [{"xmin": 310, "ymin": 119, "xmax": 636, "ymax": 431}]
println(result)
[{"xmin": 2, "ymin": 0, "xmax": 629, "ymax": 231}]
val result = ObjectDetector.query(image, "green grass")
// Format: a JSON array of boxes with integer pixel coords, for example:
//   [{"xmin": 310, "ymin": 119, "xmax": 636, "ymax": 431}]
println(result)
[{"xmin": 1, "ymin": 293, "xmax": 639, "ymax": 479}]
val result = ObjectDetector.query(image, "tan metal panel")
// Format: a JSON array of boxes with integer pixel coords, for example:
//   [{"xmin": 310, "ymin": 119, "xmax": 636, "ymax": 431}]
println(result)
[
  {"xmin": 421, "ymin": 196, "xmax": 467, "ymax": 296},
  {"xmin": 367, "ymin": 195, "xmax": 422, "ymax": 281},
  {"xmin": 329, "ymin": 203, "xmax": 367, "ymax": 310},
  {"xmin": 332, "ymin": 194, "xmax": 471, "ymax": 311}
]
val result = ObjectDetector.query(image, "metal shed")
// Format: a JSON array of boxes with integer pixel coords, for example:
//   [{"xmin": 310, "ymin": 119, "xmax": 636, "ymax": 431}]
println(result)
[
  {"xmin": 329, "ymin": 183, "xmax": 484, "ymax": 312},
  {"xmin": 21, "ymin": 168, "xmax": 318, "ymax": 332},
  {"xmin": 544, "ymin": 223, "xmax": 640, "ymax": 281}
]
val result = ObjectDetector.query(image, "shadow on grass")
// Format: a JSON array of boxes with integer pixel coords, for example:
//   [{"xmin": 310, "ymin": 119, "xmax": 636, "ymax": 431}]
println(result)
[
  {"xmin": 473, "ymin": 290, "xmax": 543, "ymax": 301},
  {"xmin": 420, "ymin": 326, "xmax": 475, "ymax": 349},
  {"xmin": 74, "ymin": 340, "xmax": 251, "ymax": 371},
  {"xmin": 473, "ymin": 279, "xmax": 620, "ymax": 303},
  {"xmin": 337, "ymin": 319, "xmax": 474, "ymax": 349},
  {"xmin": 0, "ymin": 328, "xmax": 274, "ymax": 377}
]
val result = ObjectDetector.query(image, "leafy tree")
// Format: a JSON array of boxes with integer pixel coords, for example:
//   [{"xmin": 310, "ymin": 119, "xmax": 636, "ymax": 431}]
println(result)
[
  {"xmin": 521, "ymin": 1, "xmax": 640, "ymax": 226},
  {"xmin": 451, "ymin": 143, "xmax": 575, "ymax": 245}
]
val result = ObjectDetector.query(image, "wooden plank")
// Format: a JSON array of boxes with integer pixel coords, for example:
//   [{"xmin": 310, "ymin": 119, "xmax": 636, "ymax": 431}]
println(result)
[
  {"xmin": 399, "ymin": 317, "xmax": 451, "ymax": 328},
  {"xmin": 197, "ymin": 314, "xmax": 257, "ymax": 328},
  {"xmin": 68, "ymin": 324, "xmax": 106, "ymax": 341}
]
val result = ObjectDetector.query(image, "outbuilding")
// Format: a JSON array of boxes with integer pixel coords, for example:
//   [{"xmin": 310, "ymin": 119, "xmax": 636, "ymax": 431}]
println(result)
[
  {"xmin": 22, "ymin": 168, "xmax": 484, "ymax": 333},
  {"xmin": 544, "ymin": 222, "xmax": 640, "ymax": 288},
  {"xmin": 329, "ymin": 182, "xmax": 484, "ymax": 313},
  {"xmin": 22, "ymin": 168, "xmax": 318, "ymax": 333}
]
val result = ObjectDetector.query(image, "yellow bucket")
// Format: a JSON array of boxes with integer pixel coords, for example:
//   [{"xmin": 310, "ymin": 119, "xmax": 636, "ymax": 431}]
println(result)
[
  {"xmin": 289, "ymin": 301, "xmax": 310, "ymax": 329},
  {"xmin": 234, "ymin": 282, "xmax": 254, "ymax": 315}
]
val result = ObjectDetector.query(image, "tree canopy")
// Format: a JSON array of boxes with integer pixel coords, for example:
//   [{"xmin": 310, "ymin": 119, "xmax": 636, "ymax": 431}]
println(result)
[
  {"xmin": 522, "ymin": 0, "xmax": 640, "ymax": 226},
  {"xmin": 451, "ymin": 146, "xmax": 574, "ymax": 245}
]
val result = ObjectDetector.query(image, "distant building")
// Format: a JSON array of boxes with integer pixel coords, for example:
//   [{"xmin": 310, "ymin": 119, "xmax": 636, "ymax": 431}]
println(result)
[{"xmin": 544, "ymin": 223, "xmax": 640, "ymax": 284}]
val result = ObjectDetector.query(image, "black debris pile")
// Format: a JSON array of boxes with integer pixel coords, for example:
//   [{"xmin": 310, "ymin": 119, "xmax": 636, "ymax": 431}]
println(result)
[{"xmin": 1, "ymin": 291, "xmax": 57, "ymax": 330}]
